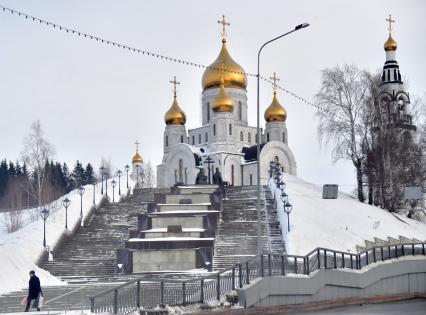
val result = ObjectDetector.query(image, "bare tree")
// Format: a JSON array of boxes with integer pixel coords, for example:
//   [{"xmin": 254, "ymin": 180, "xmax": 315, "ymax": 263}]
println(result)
[
  {"xmin": 315, "ymin": 64, "xmax": 371, "ymax": 202},
  {"xmin": 21, "ymin": 120, "xmax": 55, "ymax": 206},
  {"xmin": 144, "ymin": 161, "xmax": 156, "ymax": 188}
]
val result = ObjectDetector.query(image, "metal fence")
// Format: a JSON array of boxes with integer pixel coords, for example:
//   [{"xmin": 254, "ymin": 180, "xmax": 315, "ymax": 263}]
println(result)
[{"xmin": 89, "ymin": 242, "xmax": 426, "ymax": 314}]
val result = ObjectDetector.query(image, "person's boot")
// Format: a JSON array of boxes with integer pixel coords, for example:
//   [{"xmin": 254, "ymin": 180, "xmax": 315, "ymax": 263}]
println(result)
[{"xmin": 37, "ymin": 308, "xmax": 40, "ymax": 311}]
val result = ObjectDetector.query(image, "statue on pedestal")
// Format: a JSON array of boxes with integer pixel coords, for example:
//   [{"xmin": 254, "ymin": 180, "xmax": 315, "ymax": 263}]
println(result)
[
  {"xmin": 195, "ymin": 168, "xmax": 208, "ymax": 185},
  {"xmin": 213, "ymin": 167, "xmax": 223, "ymax": 185}
]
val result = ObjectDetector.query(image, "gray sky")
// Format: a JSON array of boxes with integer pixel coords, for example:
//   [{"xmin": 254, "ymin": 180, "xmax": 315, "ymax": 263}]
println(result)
[{"xmin": 0, "ymin": 0, "xmax": 425, "ymax": 192}]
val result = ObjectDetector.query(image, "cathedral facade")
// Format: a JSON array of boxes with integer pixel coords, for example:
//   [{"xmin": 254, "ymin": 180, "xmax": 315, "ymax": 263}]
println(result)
[{"xmin": 156, "ymin": 18, "xmax": 297, "ymax": 188}]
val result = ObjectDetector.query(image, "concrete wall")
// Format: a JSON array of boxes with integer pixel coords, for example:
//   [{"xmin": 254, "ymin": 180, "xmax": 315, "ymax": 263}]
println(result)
[
  {"xmin": 157, "ymin": 203, "xmax": 210, "ymax": 212},
  {"xmin": 238, "ymin": 257, "xmax": 426, "ymax": 308},
  {"xmin": 133, "ymin": 249, "xmax": 196, "ymax": 272},
  {"xmin": 144, "ymin": 231, "xmax": 201, "ymax": 238},
  {"xmin": 151, "ymin": 216, "xmax": 204, "ymax": 229},
  {"xmin": 166, "ymin": 193, "xmax": 211, "ymax": 204}
]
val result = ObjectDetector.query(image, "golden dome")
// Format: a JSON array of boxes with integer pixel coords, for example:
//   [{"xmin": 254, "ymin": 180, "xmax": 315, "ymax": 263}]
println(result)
[
  {"xmin": 264, "ymin": 91, "xmax": 287, "ymax": 122},
  {"xmin": 164, "ymin": 94, "xmax": 186, "ymax": 125},
  {"xmin": 212, "ymin": 78, "xmax": 234, "ymax": 112},
  {"xmin": 384, "ymin": 34, "xmax": 397, "ymax": 51},
  {"xmin": 202, "ymin": 39, "xmax": 247, "ymax": 91},
  {"xmin": 132, "ymin": 151, "xmax": 143, "ymax": 164}
]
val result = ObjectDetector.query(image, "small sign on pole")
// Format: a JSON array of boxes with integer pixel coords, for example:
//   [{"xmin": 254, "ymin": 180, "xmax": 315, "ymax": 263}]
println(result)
[{"xmin": 404, "ymin": 186, "xmax": 422, "ymax": 201}]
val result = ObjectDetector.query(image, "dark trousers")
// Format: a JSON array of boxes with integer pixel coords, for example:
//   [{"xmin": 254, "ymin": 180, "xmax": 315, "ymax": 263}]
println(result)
[{"xmin": 24, "ymin": 298, "xmax": 40, "ymax": 312}]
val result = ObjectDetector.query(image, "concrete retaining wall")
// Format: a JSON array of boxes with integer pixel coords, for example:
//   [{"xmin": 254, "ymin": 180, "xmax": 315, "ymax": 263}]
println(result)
[
  {"xmin": 238, "ymin": 257, "xmax": 426, "ymax": 308},
  {"xmin": 133, "ymin": 249, "xmax": 196, "ymax": 272}
]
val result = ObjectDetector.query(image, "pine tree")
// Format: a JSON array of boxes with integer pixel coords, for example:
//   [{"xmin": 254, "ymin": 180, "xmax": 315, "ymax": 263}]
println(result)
[
  {"xmin": 72, "ymin": 160, "xmax": 85, "ymax": 187},
  {"xmin": 62, "ymin": 163, "xmax": 72, "ymax": 192},
  {"xmin": 8, "ymin": 161, "xmax": 16, "ymax": 176},
  {"xmin": 84, "ymin": 163, "xmax": 96, "ymax": 185},
  {"xmin": 0, "ymin": 159, "xmax": 9, "ymax": 200}
]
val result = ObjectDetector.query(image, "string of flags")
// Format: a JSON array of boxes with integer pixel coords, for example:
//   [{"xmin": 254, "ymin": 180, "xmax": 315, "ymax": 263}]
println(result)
[{"xmin": 0, "ymin": 4, "xmax": 343, "ymax": 120}]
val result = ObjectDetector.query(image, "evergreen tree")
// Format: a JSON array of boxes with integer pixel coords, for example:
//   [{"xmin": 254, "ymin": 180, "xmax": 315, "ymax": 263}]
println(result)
[
  {"xmin": 0, "ymin": 159, "xmax": 9, "ymax": 199},
  {"xmin": 8, "ymin": 161, "xmax": 16, "ymax": 177},
  {"xmin": 62, "ymin": 163, "xmax": 72, "ymax": 192},
  {"xmin": 84, "ymin": 163, "xmax": 96, "ymax": 185},
  {"xmin": 72, "ymin": 160, "xmax": 85, "ymax": 187}
]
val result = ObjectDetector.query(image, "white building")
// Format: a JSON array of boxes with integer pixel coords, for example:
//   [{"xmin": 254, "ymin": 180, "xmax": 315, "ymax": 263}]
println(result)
[{"xmin": 157, "ymin": 17, "xmax": 297, "ymax": 188}]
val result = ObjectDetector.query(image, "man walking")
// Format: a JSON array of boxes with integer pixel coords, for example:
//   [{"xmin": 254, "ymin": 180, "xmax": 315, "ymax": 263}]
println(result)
[{"xmin": 25, "ymin": 270, "xmax": 42, "ymax": 312}]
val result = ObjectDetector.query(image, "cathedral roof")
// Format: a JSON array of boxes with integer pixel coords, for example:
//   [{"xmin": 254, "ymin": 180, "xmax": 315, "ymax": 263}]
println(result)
[
  {"xmin": 132, "ymin": 151, "xmax": 143, "ymax": 164},
  {"xmin": 264, "ymin": 91, "xmax": 287, "ymax": 122},
  {"xmin": 384, "ymin": 34, "xmax": 397, "ymax": 51},
  {"xmin": 212, "ymin": 78, "xmax": 234, "ymax": 112},
  {"xmin": 242, "ymin": 143, "xmax": 266, "ymax": 162},
  {"xmin": 164, "ymin": 94, "xmax": 186, "ymax": 125}
]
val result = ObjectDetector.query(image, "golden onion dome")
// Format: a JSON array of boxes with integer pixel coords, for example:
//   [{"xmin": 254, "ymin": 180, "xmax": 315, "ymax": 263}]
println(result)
[
  {"xmin": 212, "ymin": 78, "xmax": 234, "ymax": 112},
  {"xmin": 164, "ymin": 93, "xmax": 186, "ymax": 125},
  {"xmin": 202, "ymin": 39, "xmax": 247, "ymax": 91},
  {"xmin": 264, "ymin": 91, "xmax": 287, "ymax": 122},
  {"xmin": 384, "ymin": 34, "xmax": 397, "ymax": 51},
  {"xmin": 132, "ymin": 151, "xmax": 143, "ymax": 164}
]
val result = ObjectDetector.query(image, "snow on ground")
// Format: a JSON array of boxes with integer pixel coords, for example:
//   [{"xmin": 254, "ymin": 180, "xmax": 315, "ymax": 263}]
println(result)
[
  {"xmin": 0, "ymin": 177, "xmax": 134, "ymax": 296},
  {"xmin": 271, "ymin": 175, "xmax": 426, "ymax": 255}
]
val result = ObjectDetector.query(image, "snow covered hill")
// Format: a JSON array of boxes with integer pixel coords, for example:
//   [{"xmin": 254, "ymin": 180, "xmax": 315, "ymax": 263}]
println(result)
[{"xmin": 271, "ymin": 175, "xmax": 426, "ymax": 255}]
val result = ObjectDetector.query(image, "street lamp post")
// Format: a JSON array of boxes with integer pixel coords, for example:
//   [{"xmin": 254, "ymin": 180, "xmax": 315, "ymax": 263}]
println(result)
[
  {"xmin": 62, "ymin": 197, "xmax": 71, "ymax": 230},
  {"xmin": 117, "ymin": 170, "xmax": 122, "ymax": 195},
  {"xmin": 40, "ymin": 208, "xmax": 49, "ymax": 248},
  {"xmin": 125, "ymin": 164, "xmax": 130, "ymax": 189},
  {"xmin": 111, "ymin": 179, "xmax": 117, "ymax": 202},
  {"xmin": 99, "ymin": 166, "xmax": 105, "ymax": 194},
  {"xmin": 256, "ymin": 22, "xmax": 309, "ymax": 254},
  {"xmin": 283, "ymin": 201, "xmax": 293, "ymax": 232},
  {"xmin": 78, "ymin": 186, "xmax": 85, "ymax": 224}
]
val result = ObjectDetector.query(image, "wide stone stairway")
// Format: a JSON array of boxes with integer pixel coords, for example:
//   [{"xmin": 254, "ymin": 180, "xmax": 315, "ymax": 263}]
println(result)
[
  {"xmin": 41, "ymin": 188, "xmax": 160, "ymax": 281},
  {"xmin": 213, "ymin": 185, "xmax": 285, "ymax": 271}
]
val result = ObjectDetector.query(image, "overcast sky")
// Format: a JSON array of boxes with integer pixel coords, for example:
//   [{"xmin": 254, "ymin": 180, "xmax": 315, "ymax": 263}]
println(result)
[{"xmin": 0, "ymin": 0, "xmax": 425, "ymax": 192}]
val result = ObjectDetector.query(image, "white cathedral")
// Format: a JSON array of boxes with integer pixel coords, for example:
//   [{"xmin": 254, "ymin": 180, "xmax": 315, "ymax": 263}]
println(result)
[{"xmin": 154, "ymin": 17, "xmax": 297, "ymax": 188}]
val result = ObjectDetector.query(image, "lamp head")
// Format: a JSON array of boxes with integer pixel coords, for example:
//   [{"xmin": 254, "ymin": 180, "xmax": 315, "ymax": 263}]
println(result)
[
  {"xmin": 125, "ymin": 164, "xmax": 130, "ymax": 171},
  {"xmin": 40, "ymin": 208, "xmax": 49, "ymax": 219},
  {"xmin": 111, "ymin": 179, "xmax": 117, "ymax": 187},
  {"xmin": 63, "ymin": 197, "xmax": 71, "ymax": 208},
  {"xmin": 295, "ymin": 23, "xmax": 310, "ymax": 30},
  {"xmin": 78, "ymin": 186, "xmax": 85, "ymax": 195},
  {"xmin": 117, "ymin": 170, "xmax": 122, "ymax": 176}
]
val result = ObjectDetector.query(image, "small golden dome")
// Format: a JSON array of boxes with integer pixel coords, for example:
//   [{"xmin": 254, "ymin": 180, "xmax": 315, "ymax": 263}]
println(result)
[
  {"xmin": 202, "ymin": 39, "xmax": 247, "ymax": 91},
  {"xmin": 212, "ymin": 78, "xmax": 234, "ymax": 113},
  {"xmin": 384, "ymin": 34, "xmax": 397, "ymax": 51},
  {"xmin": 132, "ymin": 151, "xmax": 143, "ymax": 164},
  {"xmin": 164, "ymin": 94, "xmax": 186, "ymax": 125},
  {"xmin": 264, "ymin": 92, "xmax": 287, "ymax": 122}
]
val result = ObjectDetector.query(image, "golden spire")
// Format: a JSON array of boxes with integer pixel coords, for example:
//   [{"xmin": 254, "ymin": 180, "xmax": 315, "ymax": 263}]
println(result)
[
  {"xmin": 202, "ymin": 15, "xmax": 247, "ymax": 91},
  {"xmin": 218, "ymin": 14, "xmax": 230, "ymax": 42},
  {"xmin": 132, "ymin": 140, "xmax": 143, "ymax": 163},
  {"xmin": 164, "ymin": 76, "xmax": 186, "ymax": 125},
  {"xmin": 264, "ymin": 73, "xmax": 287, "ymax": 123},
  {"xmin": 384, "ymin": 14, "xmax": 397, "ymax": 51}
]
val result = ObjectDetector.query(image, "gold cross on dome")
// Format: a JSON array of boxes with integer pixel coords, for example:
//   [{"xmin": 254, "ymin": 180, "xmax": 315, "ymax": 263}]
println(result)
[
  {"xmin": 270, "ymin": 72, "xmax": 280, "ymax": 92},
  {"xmin": 386, "ymin": 14, "xmax": 395, "ymax": 33},
  {"xmin": 134, "ymin": 140, "xmax": 140, "ymax": 152},
  {"xmin": 218, "ymin": 15, "xmax": 230, "ymax": 39},
  {"xmin": 170, "ymin": 76, "xmax": 180, "ymax": 95}
]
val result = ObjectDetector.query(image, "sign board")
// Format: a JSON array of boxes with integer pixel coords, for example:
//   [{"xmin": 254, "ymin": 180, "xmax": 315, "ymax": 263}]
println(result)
[
  {"xmin": 404, "ymin": 186, "xmax": 422, "ymax": 201},
  {"xmin": 323, "ymin": 184, "xmax": 338, "ymax": 199}
]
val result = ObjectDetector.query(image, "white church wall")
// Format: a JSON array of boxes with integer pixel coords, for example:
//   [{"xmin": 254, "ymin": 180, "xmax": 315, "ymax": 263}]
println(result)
[
  {"xmin": 163, "ymin": 144, "xmax": 198, "ymax": 187},
  {"xmin": 242, "ymin": 163, "xmax": 257, "ymax": 186},
  {"xmin": 259, "ymin": 141, "xmax": 297, "ymax": 182}
]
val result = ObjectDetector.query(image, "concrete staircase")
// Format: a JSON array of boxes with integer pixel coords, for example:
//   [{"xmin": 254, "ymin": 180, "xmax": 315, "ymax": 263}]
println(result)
[
  {"xmin": 213, "ymin": 185, "xmax": 285, "ymax": 271},
  {"xmin": 40, "ymin": 189, "xmax": 159, "ymax": 281},
  {"xmin": 356, "ymin": 235, "xmax": 426, "ymax": 252}
]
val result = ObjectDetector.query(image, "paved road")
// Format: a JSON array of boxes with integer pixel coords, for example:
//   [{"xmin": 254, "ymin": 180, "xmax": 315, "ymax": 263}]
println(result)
[{"xmin": 283, "ymin": 299, "xmax": 426, "ymax": 314}]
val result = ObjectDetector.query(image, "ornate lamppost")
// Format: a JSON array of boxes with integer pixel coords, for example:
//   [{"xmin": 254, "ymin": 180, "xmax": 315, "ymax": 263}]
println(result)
[
  {"xmin": 78, "ymin": 186, "xmax": 85, "ymax": 224},
  {"xmin": 111, "ymin": 179, "xmax": 117, "ymax": 202},
  {"xmin": 40, "ymin": 208, "xmax": 49, "ymax": 248},
  {"xmin": 283, "ymin": 201, "xmax": 293, "ymax": 232},
  {"xmin": 99, "ymin": 166, "xmax": 105, "ymax": 194},
  {"xmin": 62, "ymin": 197, "xmax": 71, "ymax": 230},
  {"xmin": 125, "ymin": 164, "xmax": 130, "ymax": 189},
  {"xmin": 117, "ymin": 170, "xmax": 122, "ymax": 195}
]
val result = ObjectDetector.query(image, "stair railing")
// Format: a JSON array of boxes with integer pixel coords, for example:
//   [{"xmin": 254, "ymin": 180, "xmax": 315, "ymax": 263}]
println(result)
[
  {"xmin": 88, "ymin": 242, "xmax": 426, "ymax": 314},
  {"xmin": 45, "ymin": 285, "xmax": 86, "ymax": 314}
]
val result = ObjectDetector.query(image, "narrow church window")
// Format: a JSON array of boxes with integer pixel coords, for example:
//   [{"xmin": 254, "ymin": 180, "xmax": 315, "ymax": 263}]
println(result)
[
  {"xmin": 178, "ymin": 159, "xmax": 183, "ymax": 183},
  {"xmin": 229, "ymin": 123, "xmax": 232, "ymax": 135},
  {"xmin": 207, "ymin": 102, "xmax": 210, "ymax": 122},
  {"xmin": 192, "ymin": 135, "xmax": 195, "ymax": 145},
  {"xmin": 231, "ymin": 165, "xmax": 235, "ymax": 186},
  {"xmin": 249, "ymin": 174, "xmax": 253, "ymax": 186},
  {"xmin": 387, "ymin": 70, "xmax": 390, "ymax": 81},
  {"xmin": 238, "ymin": 101, "xmax": 242, "ymax": 120},
  {"xmin": 198, "ymin": 134, "xmax": 201, "ymax": 144},
  {"xmin": 240, "ymin": 131, "xmax": 243, "ymax": 141},
  {"xmin": 213, "ymin": 124, "xmax": 216, "ymax": 136},
  {"xmin": 282, "ymin": 132, "xmax": 285, "ymax": 143},
  {"xmin": 165, "ymin": 136, "xmax": 168, "ymax": 147},
  {"xmin": 248, "ymin": 133, "xmax": 251, "ymax": 143},
  {"xmin": 267, "ymin": 133, "xmax": 270, "ymax": 142},
  {"xmin": 180, "ymin": 135, "xmax": 184, "ymax": 143},
  {"xmin": 205, "ymin": 132, "xmax": 208, "ymax": 142}
]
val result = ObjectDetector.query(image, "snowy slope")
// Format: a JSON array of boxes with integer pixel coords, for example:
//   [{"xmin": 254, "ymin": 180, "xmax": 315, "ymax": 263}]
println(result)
[
  {"xmin": 271, "ymin": 175, "xmax": 426, "ymax": 255},
  {"xmin": 0, "ymin": 177, "xmax": 133, "ymax": 296}
]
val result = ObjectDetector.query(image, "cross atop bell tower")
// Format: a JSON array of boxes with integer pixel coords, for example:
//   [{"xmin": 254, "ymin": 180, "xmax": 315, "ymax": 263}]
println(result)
[
  {"xmin": 270, "ymin": 72, "xmax": 280, "ymax": 93},
  {"xmin": 170, "ymin": 76, "xmax": 180, "ymax": 97},
  {"xmin": 218, "ymin": 15, "xmax": 230, "ymax": 41},
  {"xmin": 386, "ymin": 14, "xmax": 395, "ymax": 34}
]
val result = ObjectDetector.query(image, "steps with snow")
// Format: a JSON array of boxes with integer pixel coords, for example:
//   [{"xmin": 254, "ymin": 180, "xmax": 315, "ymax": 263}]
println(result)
[{"xmin": 213, "ymin": 185, "xmax": 285, "ymax": 271}]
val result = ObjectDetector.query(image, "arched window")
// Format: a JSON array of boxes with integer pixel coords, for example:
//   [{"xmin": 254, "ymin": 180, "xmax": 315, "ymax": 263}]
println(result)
[
  {"xmin": 207, "ymin": 102, "xmax": 210, "ymax": 122},
  {"xmin": 180, "ymin": 135, "xmax": 184, "ymax": 143},
  {"xmin": 249, "ymin": 174, "xmax": 253, "ymax": 186},
  {"xmin": 238, "ymin": 101, "xmax": 242, "ymax": 120},
  {"xmin": 240, "ymin": 131, "xmax": 243, "ymax": 141},
  {"xmin": 192, "ymin": 135, "xmax": 195, "ymax": 145},
  {"xmin": 165, "ymin": 136, "xmax": 168, "ymax": 147},
  {"xmin": 231, "ymin": 165, "xmax": 235, "ymax": 186},
  {"xmin": 267, "ymin": 133, "xmax": 270, "ymax": 142},
  {"xmin": 205, "ymin": 132, "xmax": 208, "ymax": 142},
  {"xmin": 282, "ymin": 132, "xmax": 286, "ymax": 143},
  {"xmin": 198, "ymin": 134, "xmax": 201, "ymax": 144},
  {"xmin": 213, "ymin": 124, "xmax": 216, "ymax": 136},
  {"xmin": 229, "ymin": 123, "xmax": 232, "ymax": 135},
  {"xmin": 248, "ymin": 133, "xmax": 251, "ymax": 143}
]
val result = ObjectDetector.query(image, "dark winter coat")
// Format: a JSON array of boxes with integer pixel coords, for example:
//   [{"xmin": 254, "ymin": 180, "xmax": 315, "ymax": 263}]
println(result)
[{"xmin": 28, "ymin": 275, "xmax": 42, "ymax": 299}]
